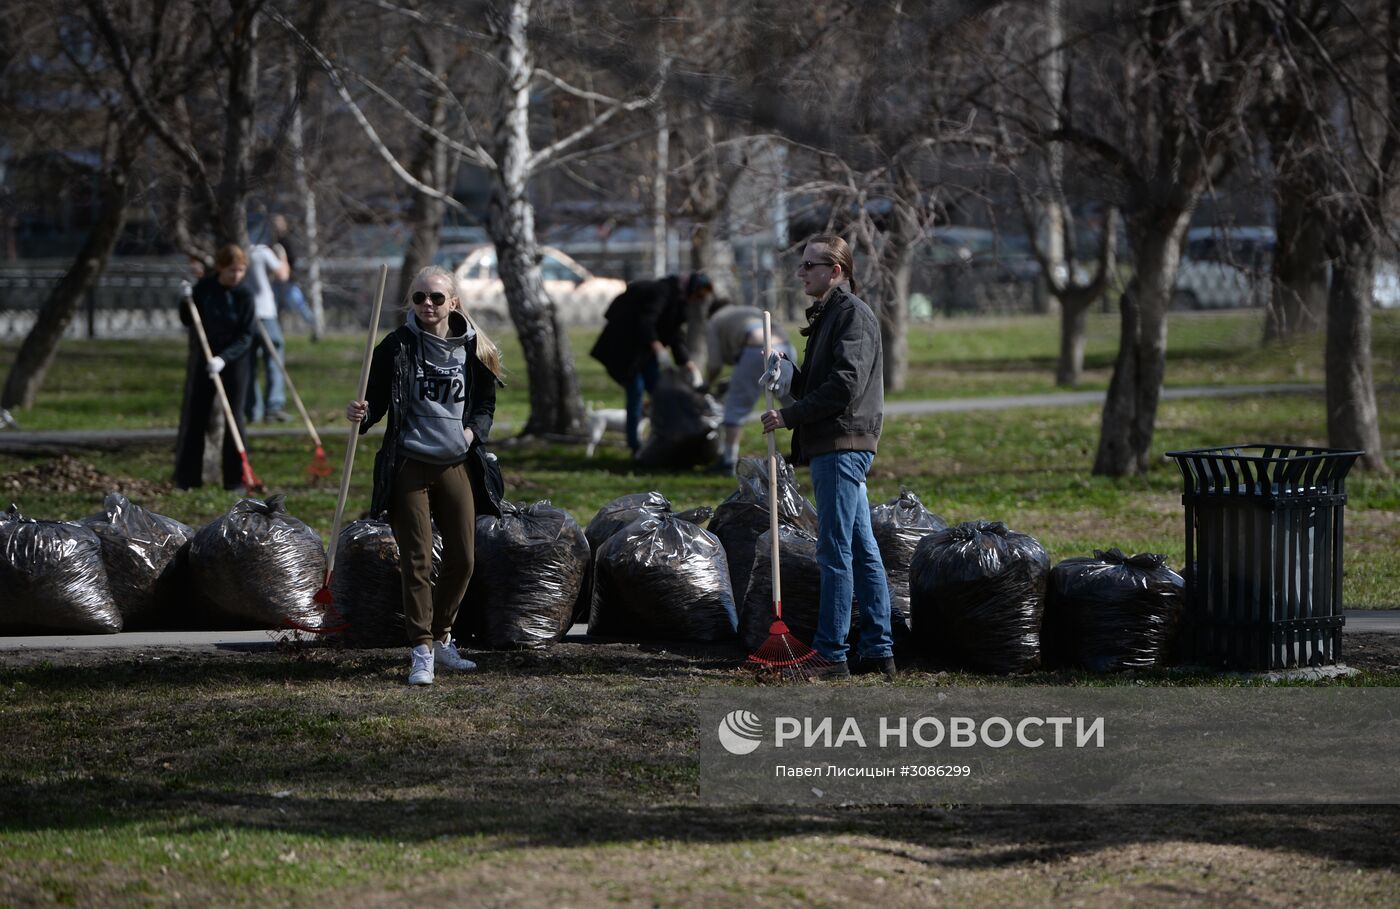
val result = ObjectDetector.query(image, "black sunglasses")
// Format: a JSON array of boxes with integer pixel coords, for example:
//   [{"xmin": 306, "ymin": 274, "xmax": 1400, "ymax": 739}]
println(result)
[
  {"xmin": 411, "ymin": 291, "xmax": 449, "ymax": 306},
  {"xmin": 798, "ymin": 259, "xmax": 836, "ymax": 272}
]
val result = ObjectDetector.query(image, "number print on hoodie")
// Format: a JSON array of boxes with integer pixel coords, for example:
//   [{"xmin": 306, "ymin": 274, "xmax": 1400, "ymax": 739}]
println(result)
[{"xmin": 399, "ymin": 310, "xmax": 475, "ymax": 464}]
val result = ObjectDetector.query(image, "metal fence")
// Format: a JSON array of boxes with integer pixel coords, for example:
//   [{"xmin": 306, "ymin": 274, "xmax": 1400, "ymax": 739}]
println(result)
[{"xmin": 0, "ymin": 259, "xmax": 406, "ymax": 339}]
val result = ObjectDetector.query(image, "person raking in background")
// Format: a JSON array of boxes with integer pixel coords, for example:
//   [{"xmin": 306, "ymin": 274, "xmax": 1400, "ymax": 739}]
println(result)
[
  {"xmin": 269, "ymin": 213, "xmax": 317, "ymax": 335},
  {"xmin": 760, "ymin": 235, "xmax": 896, "ymax": 681},
  {"xmin": 703, "ymin": 297, "xmax": 796, "ymax": 474},
  {"xmin": 346, "ymin": 265, "xmax": 506, "ymax": 686},
  {"xmin": 173, "ymin": 244, "xmax": 256, "ymax": 491},
  {"xmin": 590, "ymin": 271, "xmax": 713, "ymax": 457},
  {"xmin": 243, "ymin": 239, "xmax": 291, "ymax": 422}
]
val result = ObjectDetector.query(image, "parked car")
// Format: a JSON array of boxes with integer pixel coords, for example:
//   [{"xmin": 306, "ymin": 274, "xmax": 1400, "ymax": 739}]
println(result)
[
  {"xmin": 438, "ymin": 244, "xmax": 627, "ymax": 326},
  {"xmin": 911, "ymin": 227, "xmax": 1043, "ymax": 317},
  {"xmin": 1172, "ymin": 226, "xmax": 1400, "ymax": 310}
]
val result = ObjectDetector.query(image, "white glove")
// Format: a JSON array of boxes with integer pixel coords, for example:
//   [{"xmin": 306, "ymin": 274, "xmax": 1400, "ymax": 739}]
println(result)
[
  {"xmin": 179, "ymin": 280, "xmax": 194, "ymax": 301},
  {"xmin": 207, "ymin": 355, "xmax": 226, "ymax": 376},
  {"xmin": 761, "ymin": 352, "xmax": 794, "ymax": 397},
  {"xmin": 655, "ymin": 347, "xmax": 675, "ymax": 369}
]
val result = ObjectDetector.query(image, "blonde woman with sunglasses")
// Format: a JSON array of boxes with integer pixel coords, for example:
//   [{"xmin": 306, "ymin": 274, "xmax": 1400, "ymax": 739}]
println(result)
[{"xmin": 346, "ymin": 266, "xmax": 506, "ymax": 685}]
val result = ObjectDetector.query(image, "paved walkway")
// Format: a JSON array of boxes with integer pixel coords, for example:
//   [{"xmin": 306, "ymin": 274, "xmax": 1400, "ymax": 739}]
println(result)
[
  {"xmin": 2, "ymin": 612, "xmax": 1396, "ymax": 653},
  {"xmin": 0, "ymin": 383, "xmax": 1326, "ymax": 453}
]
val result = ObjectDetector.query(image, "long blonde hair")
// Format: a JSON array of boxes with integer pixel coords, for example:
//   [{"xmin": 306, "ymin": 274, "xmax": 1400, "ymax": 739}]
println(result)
[{"xmin": 410, "ymin": 265, "xmax": 505, "ymax": 380}]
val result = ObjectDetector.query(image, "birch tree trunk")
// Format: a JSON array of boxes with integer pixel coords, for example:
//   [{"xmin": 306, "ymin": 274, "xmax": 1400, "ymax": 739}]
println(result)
[
  {"xmin": 488, "ymin": 0, "xmax": 584, "ymax": 437},
  {"xmin": 651, "ymin": 102, "xmax": 668, "ymax": 278},
  {"xmin": 287, "ymin": 52, "xmax": 324, "ymax": 338}
]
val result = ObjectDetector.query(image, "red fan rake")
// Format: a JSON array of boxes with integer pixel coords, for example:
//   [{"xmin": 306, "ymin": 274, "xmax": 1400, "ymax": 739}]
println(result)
[{"xmin": 744, "ymin": 311, "xmax": 830, "ymax": 682}]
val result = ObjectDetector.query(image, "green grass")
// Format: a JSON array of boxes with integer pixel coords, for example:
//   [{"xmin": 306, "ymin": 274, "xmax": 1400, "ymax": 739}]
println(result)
[
  {"xmin": 2, "ymin": 648, "xmax": 1399, "ymax": 908},
  {"xmin": 3, "ymin": 310, "xmax": 1398, "ymax": 606},
  {"xmin": 3, "ymin": 310, "xmax": 1400, "ymax": 906}
]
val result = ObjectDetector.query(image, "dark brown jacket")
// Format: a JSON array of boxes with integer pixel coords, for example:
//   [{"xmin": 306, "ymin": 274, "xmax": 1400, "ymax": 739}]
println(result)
[{"xmin": 779, "ymin": 287, "xmax": 884, "ymax": 465}]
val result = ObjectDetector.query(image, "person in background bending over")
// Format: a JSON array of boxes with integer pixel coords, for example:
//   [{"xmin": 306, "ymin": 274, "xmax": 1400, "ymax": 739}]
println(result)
[
  {"xmin": 703, "ymin": 297, "xmax": 795, "ymax": 474},
  {"xmin": 346, "ymin": 266, "xmax": 506, "ymax": 687},
  {"xmin": 760, "ymin": 235, "xmax": 895, "ymax": 681},
  {"xmin": 173, "ymin": 244, "xmax": 255, "ymax": 491},
  {"xmin": 590, "ymin": 272, "xmax": 712, "ymax": 456}
]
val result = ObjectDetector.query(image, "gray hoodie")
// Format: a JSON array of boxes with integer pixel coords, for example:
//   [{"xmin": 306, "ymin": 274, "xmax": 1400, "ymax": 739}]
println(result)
[{"xmin": 399, "ymin": 309, "xmax": 476, "ymax": 463}]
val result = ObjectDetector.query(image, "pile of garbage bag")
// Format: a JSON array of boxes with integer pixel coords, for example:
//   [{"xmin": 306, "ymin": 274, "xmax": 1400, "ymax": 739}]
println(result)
[
  {"xmin": 1043, "ymin": 549, "xmax": 1184, "ymax": 671},
  {"xmin": 870, "ymin": 489, "xmax": 947, "ymax": 625},
  {"xmin": 462, "ymin": 500, "xmax": 589, "ymax": 649},
  {"xmin": 709, "ymin": 455, "xmax": 818, "ymax": 606},
  {"xmin": 0, "ymin": 504, "xmax": 121, "ymax": 633},
  {"xmin": 635, "ymin": 368, "xmax": 722, "ymax": 468},
  {"xmin": 327, "ymin": 519, "xmax": 444, "ymax": 648},
  {"xmin": 739, "ymin": 525, "xmax": 905, "ymax": 653},
  {"xmin": 188, "ymin": 495, "xmax": 331, "ymax": 632},
  {"xmin": 589, "ymin": 512, "xmax": 737, "ymax": 642},
  {"xmin": 81, "ymin": 493, "xmax": 193, "ymax": 629},
  {"xmin": 909, "ymin": 520, "xmax": 1050, "ymax": 674}
]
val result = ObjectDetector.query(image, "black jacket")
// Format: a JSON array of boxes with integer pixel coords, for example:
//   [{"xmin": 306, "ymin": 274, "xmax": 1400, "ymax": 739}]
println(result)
[
  {"xmin": 778, "ymin": 287, "xmax": 885, "ymax": 465},
  {"xmin": 180, "ymin": 275, "xmax": 255, "ymax": 362},
  {"xmin": 360, "ymin": 318, "xmax": 503, "ymax": 519},
  {"xmin": 589, "ymin": 275, "xmax": 691, "ymax": 384}
]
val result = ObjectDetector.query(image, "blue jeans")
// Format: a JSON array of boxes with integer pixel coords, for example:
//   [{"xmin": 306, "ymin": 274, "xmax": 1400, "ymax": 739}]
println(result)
[
  {"xmin": 624, "ymin": 357, "xmax": 660, "ymax": 452},
  {"xmin": 809, "ymin": 449, "xmax": 893, "ymax": 663},
  {"xmin": 247, "ymin": 317, "xmax": 286, "ymax": 421}
]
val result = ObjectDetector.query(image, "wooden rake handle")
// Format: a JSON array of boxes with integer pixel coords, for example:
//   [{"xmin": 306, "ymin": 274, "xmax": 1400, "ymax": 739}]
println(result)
[
  {"xmin": 764, "ymin": 310, "xmax": 782, "ymax": 613},
  {"xmin": 184, "ymin": 296, "xmax": 249, "ymax": 457},
  {"xmin": 323, "ymin": 265, "xmax": 388, "ymax": 577},
  {"xmin": 253, "ymin": 319, "xmax": 322, "ymax": 448}
]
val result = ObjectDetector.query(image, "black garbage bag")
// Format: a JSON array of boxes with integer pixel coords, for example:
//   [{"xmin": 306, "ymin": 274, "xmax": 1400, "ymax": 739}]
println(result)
[
  {"xmin": 327, "ymin": 519, "xmax": 444, "ymax": 648},
  {"xmin": 578, "ymin": 492, "xmax": 675, "ymax": 624},
  {"xmin": 709, "ymin": 454, "xmax": 818, "ymax": 607},
  {"xmin": 635, "ymin": 368, "xmax": 722, "ymax": 468},
  {"xmin": 589, "ymin": 512, "xmax": 737, "ymax": 642},
  {"xmin": 80, "ymin": 493, "xmax": 193, "ymax": 629},
  {"xmin": 1043, "ymin": 549, "xmax": 1184, "ymax": 672},
  {"xmin": 0, "ymin": 504, "xmax": 120, "ymax": 633},
  {"xmin": 585, "ymin": 492, "xmax": 673, "ymax": 554},
  {"xmin": 460, "ymin": 500, "xmax": 590, "ymax": 649},
  {"xmin": 673, "ymin": 505, "xmax": 714, "ymax": 527},
  {"xmin": 909, "ymin": 520, "xmax": 1050, "ymax": 674},
  {"xmin": 738, "ymin": 526, "xmax": 906, "ymax": 653},
  {"xmin": 871, "ymin": 489, "xmax": 947, "ymax": 623},
  {"xmin": 188, "ymin": 495, "xmax": 331, "ymax": 632}
]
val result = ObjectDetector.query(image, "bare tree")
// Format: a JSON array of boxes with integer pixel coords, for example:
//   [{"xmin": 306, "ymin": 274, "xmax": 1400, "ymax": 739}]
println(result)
[
  {"xmin": 1047, "ymin": 1, "xmax": 1272, "ymax": 476},
  {"xmin": 1264, "ymin": 0, "xmax": 1396, "ymax": 472}
]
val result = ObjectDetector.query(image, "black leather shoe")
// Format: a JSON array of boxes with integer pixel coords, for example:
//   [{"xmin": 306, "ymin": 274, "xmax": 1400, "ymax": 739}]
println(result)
[
  {"xmin": 813, "ymin": 660, "xmax": 850, "ymax": 681},
  {"xmin": 853, "ymin": 656, "xmax": 898, "ymax": 681}
]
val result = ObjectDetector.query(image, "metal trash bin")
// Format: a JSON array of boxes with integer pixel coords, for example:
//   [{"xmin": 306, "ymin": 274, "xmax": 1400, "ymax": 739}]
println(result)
[{"xmin": 1165, "ymin": 444, "xmax": 1362, "ymax": 670}]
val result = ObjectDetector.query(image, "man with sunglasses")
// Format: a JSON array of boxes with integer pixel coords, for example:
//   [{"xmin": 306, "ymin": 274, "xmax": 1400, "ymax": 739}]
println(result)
[
  {"xmin": 589, "ymin": 271, "xmax": 713, "ymax": 456},
  {"xmin": 760, "ymin": 235, "xmax": 895, "ymax": 681}
]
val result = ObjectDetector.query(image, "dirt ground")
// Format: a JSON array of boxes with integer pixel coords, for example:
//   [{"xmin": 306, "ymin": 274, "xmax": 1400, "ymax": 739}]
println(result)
[{"xmin": 1, "ymin": 636, "xmax": 1398, "ymax": 908}]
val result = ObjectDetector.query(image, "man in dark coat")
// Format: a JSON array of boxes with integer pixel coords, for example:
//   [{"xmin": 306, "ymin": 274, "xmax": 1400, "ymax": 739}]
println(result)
[{"xmin": 589, "ymin": 272, "xmax": 712, "ymax": 454}]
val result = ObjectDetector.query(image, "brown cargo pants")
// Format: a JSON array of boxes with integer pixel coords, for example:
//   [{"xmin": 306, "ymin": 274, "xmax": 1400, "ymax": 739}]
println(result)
[{"xmin": 389, "ymin": 457, "xmax": 476, "ymax": 647}]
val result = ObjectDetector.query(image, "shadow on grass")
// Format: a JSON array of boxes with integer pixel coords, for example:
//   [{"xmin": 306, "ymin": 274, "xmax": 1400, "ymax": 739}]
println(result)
[{"xmin": 2, "ymin": 650, "xmax": 1398, "ymax": 875}]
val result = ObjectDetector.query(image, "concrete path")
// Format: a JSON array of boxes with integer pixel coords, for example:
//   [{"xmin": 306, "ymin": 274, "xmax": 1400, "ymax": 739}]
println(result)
[
  {"xmin": 0, "ymin": 383, "xmax": 1326, "ymax": 454},
  {"xmin": 2, "ymin": 612, "xmax": 1396, "ymax": 654}
]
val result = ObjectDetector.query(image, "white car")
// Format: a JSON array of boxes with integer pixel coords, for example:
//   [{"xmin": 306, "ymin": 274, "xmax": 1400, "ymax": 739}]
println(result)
[
  {"xmin": 443, "ymin": 245, "xmax": 626, "ymax": 326},
  {"xmin": 1172, "ymin": 226, "xmax": 1400, "ymax": 310}
]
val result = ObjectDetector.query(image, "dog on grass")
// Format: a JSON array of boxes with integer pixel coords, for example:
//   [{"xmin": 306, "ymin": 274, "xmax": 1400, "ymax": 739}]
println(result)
[{"xmin": 585, "ymin": 402, "xmax": 646, "ymax": 457}]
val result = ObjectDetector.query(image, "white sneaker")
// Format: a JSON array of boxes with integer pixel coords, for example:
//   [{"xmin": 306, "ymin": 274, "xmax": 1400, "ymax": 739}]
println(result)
[
  {"xmin": 408, "ymin": 644, "xmax": 434, "ymax": 686},
  {"xmin": 433, "ymin": 636, "xmax": 477, "ymax": 672}
]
